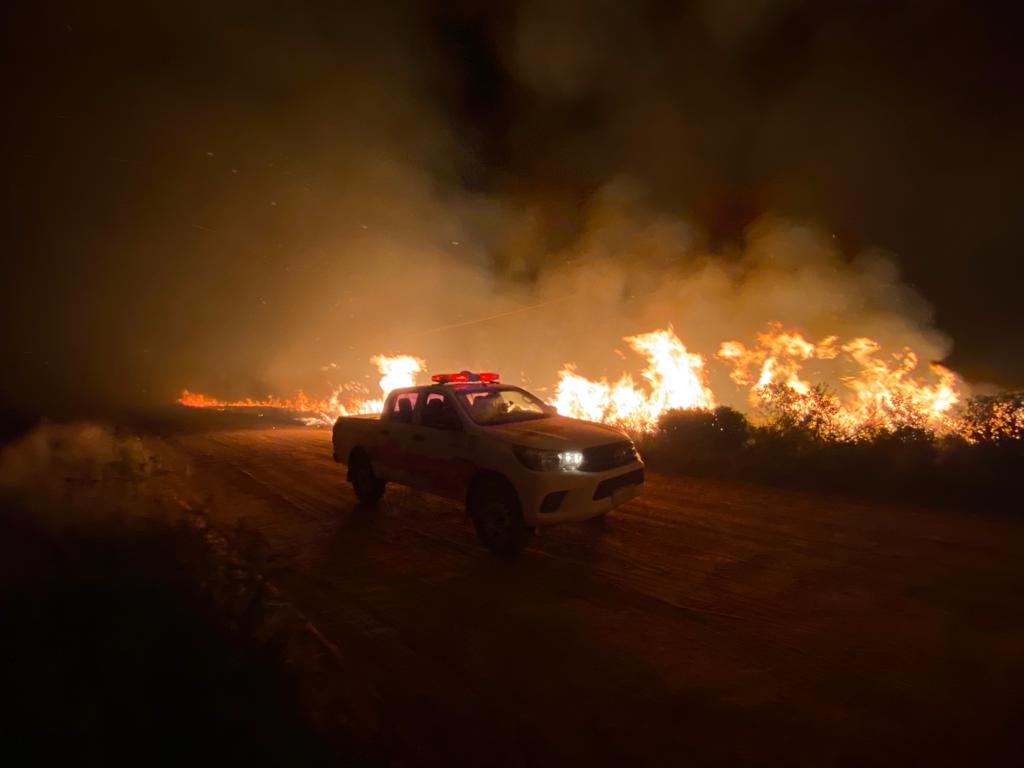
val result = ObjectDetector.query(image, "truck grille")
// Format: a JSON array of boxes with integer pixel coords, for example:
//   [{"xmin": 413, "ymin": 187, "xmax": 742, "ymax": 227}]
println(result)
[
  {"xmin": 581, "ymin": 441, "xmax": 638, "ymax": 472},
  {"xmin": 593, "ymin": 468, "xmax": 645, "ymax": 500}
]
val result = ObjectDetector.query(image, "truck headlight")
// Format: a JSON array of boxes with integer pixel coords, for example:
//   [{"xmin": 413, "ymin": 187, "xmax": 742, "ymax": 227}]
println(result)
[
  {"xmin": 514, "ymin": 446, "xmax": 584, "ymax": 472},
  {"xmin": 559, "ymin": 450, "xmax": 584, "ymax": 471}
]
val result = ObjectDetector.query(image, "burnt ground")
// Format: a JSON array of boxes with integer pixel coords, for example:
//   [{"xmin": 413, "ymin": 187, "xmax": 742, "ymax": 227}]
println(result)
[{"xmin": 152, "ymin": 426, "xmax": 1023, "ymax": 766}]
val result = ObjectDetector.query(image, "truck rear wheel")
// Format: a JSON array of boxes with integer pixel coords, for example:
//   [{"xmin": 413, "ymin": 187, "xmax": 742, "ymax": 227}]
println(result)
[
  {"xmin": 348, "ymin": 451, "xmax": 385, "ymax": 505},
  {"xmin": 469, "ymin": 476, "xmax": 530, "ymax": 558}
]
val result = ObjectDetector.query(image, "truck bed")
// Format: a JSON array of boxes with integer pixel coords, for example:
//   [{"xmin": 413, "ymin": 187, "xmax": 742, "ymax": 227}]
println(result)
[{"xmin": 331, "ymin": 413, "xmax": 383, "ymax": 464}]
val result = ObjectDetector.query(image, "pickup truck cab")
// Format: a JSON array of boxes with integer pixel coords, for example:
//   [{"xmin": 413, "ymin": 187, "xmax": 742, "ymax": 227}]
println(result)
[{"xmin": 332, "ymin": 371, "xmax": 645, "ymax": 556}]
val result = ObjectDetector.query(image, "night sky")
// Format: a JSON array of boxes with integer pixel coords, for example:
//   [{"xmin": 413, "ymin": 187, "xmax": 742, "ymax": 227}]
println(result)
[{"xmin": 5, "ymin": 1, "xmax": 1023, "ymax": 419}]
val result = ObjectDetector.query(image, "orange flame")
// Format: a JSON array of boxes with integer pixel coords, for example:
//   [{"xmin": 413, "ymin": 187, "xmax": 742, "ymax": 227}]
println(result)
[
  {"xmin": 178, "ymin": 324, "xmax": 977, "ymax": 439},
  {"xmin": 553, "ymin": 326, "xmax": 715, "ymax": 431},
  {"xmin": 178, "ymin": 354, "xmax": 424, "ymax": 423},
  {"xmin": 715, "ymin": 325, "xmax": 961, "ymax": 438}
]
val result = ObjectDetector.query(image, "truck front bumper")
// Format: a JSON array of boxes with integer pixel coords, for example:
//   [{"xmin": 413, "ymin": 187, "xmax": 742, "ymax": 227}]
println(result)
[{"xmin": 518, "ymin": 461, "xmax": 645, "ymax": 527}]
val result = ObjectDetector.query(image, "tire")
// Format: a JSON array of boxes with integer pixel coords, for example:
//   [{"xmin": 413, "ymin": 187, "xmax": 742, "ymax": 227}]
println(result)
[
  {"xmin": 468, "ymin": 476, "xmax": 530, "ymax": 558},
  {"xmin": 348, "ymin": 450, "xmax": 385, "ymax": 505}
]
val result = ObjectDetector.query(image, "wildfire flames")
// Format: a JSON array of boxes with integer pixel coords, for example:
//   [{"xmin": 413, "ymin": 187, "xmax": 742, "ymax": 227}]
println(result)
[
  {"xmin": 715, "ymin": 324, "xmax": 960, "ymax": 439},
  {"xmin": 178, "ymin": 323, "xmax": 1019, "ymax": 442},
  {"xmin": 179, "ymin": 354, "xmax": 425, "ymax": 422},
  {"xmin": 553, "ymin": 328, "xmax": 715, "ymax": 432}
]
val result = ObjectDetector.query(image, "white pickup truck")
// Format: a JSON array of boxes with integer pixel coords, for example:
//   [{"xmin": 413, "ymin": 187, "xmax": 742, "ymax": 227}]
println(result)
[{"xmin": 332, "ymin": 371, "xmax": 645, "ymax": 556}]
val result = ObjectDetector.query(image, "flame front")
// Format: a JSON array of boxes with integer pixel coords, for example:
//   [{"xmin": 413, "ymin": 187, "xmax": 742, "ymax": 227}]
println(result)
[
  {"xmin": 179, "ymin": 354, "xmax": 424, "ymax": 424},
  {"xmin": 553, "ymin": 327, "xmax": 715, "ymax": 431},
  {"xmin": 177, "ymin": 323, "xmax": 1000, "ymax": 440},
  {"xmin": 715, "ymin": 324, "xmax": 961, "ymax": 438}
]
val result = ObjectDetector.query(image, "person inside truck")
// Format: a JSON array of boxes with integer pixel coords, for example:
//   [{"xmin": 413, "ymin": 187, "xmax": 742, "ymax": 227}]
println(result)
[
  {"xmin": 394, "ymin": 396, "xmax": 414, "ymax": 423},
  {"xmin": 470, "ymin": 391, "xmax": 503, "ymax": 422},
  {"xmin": 422, "ymin": 393, "xmax": 460, "ymax": 430}
]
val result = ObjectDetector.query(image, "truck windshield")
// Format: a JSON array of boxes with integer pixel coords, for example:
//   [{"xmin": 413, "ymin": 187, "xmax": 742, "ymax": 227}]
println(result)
[{"xmin": 454, "ymin": 387, "xmax": 550, "ymax": 426}]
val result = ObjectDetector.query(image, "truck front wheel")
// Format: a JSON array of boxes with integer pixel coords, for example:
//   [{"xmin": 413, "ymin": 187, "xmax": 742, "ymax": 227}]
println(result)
[
  {"xmin": 468, "ymin": 476, "xmax": 530, "ymax": 558},
  {"xmin": 348, "ymin": 450, "xmax": 385, "ymax": 505}
]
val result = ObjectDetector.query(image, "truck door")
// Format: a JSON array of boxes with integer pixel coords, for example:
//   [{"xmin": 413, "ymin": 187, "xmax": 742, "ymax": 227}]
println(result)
[
  {"xmin": 374, "ymin": 391, "xmax": 421, "ymax": 485},
  {"xmin": 407, "ymin": 391, "xmax": 477, "ymax": 501}
]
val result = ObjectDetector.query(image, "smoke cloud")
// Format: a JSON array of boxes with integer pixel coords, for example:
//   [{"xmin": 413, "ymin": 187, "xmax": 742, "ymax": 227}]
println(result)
[
  {"xmin": 259, "ymin": 179, "xmax": 953, "ymax": 410},
  {"xmin": 0, "ymin": 422, "xmax": 153, "ymax": 508},
  {"xmin": 5, "ymin": 1, "xmax": 1022, "ymax": 420}
]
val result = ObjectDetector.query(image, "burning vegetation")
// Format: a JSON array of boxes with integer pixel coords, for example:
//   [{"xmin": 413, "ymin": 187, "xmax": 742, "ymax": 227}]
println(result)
[
  {"xmin": 714, "ymin": 324, "xmax": 961, "ymax": 441},
  {"xmin": 177, "ymin": 324, "xmax": 1021, "ymax": 447},
  {"xmin": 553, "ymin": 327, "xmax": 716, "ymax": 432},
  {"xmin": 179, "ymin": 354, "xmax": 425, "ymax": 421}
]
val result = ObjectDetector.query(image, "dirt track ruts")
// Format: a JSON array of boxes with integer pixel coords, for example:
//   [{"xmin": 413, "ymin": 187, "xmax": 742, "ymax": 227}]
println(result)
[{"xmin": 162, "ymin": 426, "xmax": 1024, "ymax": 766}]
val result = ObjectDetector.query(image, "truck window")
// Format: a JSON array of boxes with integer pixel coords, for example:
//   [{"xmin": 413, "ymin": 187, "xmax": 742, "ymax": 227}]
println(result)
[
  {"xmin": 455, "ymin": 387, "xmax": 549, "ymax": 425},
  {"xmin": 388, "ymin": 392, "xmax": 419, "ymax": 423},
  {"xmin": 421, "ymin": 392, "xmax": 461, "ymax": 430}
]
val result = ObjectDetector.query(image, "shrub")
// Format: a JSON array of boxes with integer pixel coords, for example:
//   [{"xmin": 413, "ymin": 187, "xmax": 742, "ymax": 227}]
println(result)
[
  {"xmin": 754, "ymin": 383, "xmax": 846, "ymax": 442},
  {"xmin": 640, "ymin": 396, "xmax": 1020, "ymax": 511},
  {"xmin": 656, "ymin": 406, "xmax": 750, "ymax": 457}
]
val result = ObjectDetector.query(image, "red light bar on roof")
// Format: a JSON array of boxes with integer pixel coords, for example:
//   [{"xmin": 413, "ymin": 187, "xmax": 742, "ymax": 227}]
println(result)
[{"xmin": 431, "ymin": 371, "xmax": 500, "ymax": 384}]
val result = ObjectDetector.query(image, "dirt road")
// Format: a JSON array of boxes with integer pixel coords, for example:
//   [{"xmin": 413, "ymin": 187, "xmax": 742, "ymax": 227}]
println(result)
[{"xmin": 163, "ymin": 426, "xmax": 1024, "ymax": 766}]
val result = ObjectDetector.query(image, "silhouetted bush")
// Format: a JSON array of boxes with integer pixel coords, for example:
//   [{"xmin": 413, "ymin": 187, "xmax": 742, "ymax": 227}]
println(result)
[
  {"xmin": 656, "ymin": 406, "xmax": 750, "ymax": 458},
  {"xmin": 642, "ymin": 398, "xmax": 1022, "ymax": 511},
  {"xmin": 755, "ymin": 383, "xmax": 846, "ymax": 442}
]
